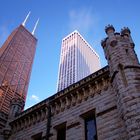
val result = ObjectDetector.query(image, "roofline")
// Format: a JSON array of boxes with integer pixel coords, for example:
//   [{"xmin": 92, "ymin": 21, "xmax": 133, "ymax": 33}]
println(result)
[
  {"xmin": 19, "ymin": 24, "xmax": 37, "ymax": 40},
  {"xmin": 11, "ymin": 65, "xmax": 109, "ymax": 121},
  {"xmin": 62, "ymin": 30, "xmax": 99, "ymax": 58}
]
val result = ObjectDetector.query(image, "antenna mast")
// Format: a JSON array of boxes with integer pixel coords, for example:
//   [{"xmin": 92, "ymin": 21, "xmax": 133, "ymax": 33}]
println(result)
[
  {"xmin": 22, "ymin": 11, "xmax": 31, "ymax": 26},
  {"xmin": 32, "ymin": 18, "xmax": 39, "ymax": 35}
]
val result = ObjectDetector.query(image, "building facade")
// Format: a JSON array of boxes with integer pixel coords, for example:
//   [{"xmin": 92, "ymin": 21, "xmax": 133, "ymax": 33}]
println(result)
[
  {"xmin": 57, "ymin": 30, "xmax": 101, "ymax": 91},
  {"xmin": 0, "ymin": 24, "xmax": 37, "ymax": 115},
  {"xmin": 1, "ymin": 25, "xmax": 140, "ymax": 140}
]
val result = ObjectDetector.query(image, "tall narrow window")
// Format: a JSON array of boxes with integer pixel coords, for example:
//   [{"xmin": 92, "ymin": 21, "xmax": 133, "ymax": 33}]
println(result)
[
  {"xmin": 118, "ymin": 64, "xmax": 127, "ymax": 86},
  {"xmin": 85, "ymin": 116, "xmax": 97, "ymax": 140},
  {"xmin": 81, "ymin": 109, "xmax": 97, "ymax": 140},
  {"xmin": 56, "ymin": 123, "xmax": 66, "ymax": 140}
]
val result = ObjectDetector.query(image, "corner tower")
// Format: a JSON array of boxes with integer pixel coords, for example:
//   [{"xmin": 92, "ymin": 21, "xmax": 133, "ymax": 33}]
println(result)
[
  {"xmin": 101, "ymin": 25, "xmax": 140, "ymax": 139},
  {"xmin": 2, "ymin": 97, "xmax": 24, "ymax": 140}
]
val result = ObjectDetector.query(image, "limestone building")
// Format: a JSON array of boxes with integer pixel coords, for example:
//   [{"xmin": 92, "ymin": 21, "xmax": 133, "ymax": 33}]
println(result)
[
  {"xmin": 57, "ymin": 30, "xmax": 100, "ymax": 91},
  {"xmin": 1, "ymin": 25, "xmax": 140, "ymax": 140}
]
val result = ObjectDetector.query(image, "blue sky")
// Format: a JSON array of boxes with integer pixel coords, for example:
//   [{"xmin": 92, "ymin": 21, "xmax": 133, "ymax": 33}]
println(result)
[{"xmin": 0, "ymin": 0, "xmax": 140, "ymax": 109}]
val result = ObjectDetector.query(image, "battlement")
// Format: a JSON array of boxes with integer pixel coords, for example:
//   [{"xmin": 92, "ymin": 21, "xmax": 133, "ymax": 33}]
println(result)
[
  {"xmin": 105, "ymin": 24, "xmax": 115, "ymax": 34},
  {"xmin": 101, "ymin": 25, "xmax": 134, "ymax": 48},
  {"xmin": 10, "ymin": 98, "xmax": 24, "ymax": 108},
  {"xmin": 121, "ymin": 27, "xmax": 131, "ymax": 35}
]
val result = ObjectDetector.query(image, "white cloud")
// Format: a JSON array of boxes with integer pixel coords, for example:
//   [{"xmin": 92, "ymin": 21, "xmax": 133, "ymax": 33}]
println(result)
[
  {"xmin": 24, "ymin": 94, "xmax": 41, "ymax": 109},
  {"xmin": 30, "ymin": 94, "xmax": 40, "ymax": 102},
  {"xmin": 68, "ymin": 8, "xmax": 98, "ymax": 33}
]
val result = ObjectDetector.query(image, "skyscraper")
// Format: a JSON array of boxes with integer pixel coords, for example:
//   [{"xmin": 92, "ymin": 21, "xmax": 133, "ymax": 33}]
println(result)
[
  {"xmin": 0, "ymin": 16, "xmax": 38, "ymax": 114},
  {"xmin": 57, "ymin": 30, "xmax": 100, "ymax": 91}
]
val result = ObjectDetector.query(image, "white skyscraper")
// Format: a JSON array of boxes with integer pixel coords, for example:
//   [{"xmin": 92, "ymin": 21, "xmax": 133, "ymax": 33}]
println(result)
[{"xmin": 57, "ymin": 30, "xmax": 101, "ymax": 91}]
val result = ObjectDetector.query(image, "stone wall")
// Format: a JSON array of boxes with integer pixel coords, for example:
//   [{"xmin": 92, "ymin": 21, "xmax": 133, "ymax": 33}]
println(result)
[{"xmin": 8, "ymin": 66, "xmax": 127, "ymax": 140}]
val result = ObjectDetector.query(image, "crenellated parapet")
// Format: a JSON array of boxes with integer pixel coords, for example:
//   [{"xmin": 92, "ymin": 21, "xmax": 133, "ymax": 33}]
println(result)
[
  {"xmin": 8, "ymin": 98, "xmax": 24, "ymax": 119},
  {"xmin": 101, "ymin": 25, "xmax": 139, "ymax": 81},
  {"xmin": 105, "ymin": 24, "xmax": 115, "ymax": 35},
  {"xmin": 121, "ymin": 27, "xmax": 131, "ymax": 35}
]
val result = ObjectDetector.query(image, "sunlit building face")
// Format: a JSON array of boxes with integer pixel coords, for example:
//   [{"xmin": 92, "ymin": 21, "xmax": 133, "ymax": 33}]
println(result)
[{"xmin": 57, "ymin": 30, "xmax": 100, "ymax": 92}]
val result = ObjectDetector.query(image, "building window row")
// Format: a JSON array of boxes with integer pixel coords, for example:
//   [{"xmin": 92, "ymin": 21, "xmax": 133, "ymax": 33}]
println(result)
[{"xmin": 56, "ymin": 111, "xmax": 97, "ymax": 140}]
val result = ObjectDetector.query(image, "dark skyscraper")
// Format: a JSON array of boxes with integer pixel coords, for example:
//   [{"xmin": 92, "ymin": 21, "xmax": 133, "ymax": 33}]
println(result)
[{"xmin": 0, "ymin": 22, "xmax": 37, "ymax": 114}]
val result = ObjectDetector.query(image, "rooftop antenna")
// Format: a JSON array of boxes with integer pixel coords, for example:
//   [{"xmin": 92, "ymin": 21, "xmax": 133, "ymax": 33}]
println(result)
[
  {"xmin": 32, "ymin": 18, "xmax": 39, "ymax": 35},
  {"xmin": 22, "ymin": 11, "xmax": 31, "ymax": 26}
]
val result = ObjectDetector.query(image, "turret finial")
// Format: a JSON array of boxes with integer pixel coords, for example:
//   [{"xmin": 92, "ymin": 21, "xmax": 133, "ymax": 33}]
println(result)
[
  {"xmin": 105, "ymin": 24, "xmax": 115, "ymax": 34},
  {"xmin": 121, "ymin": 27, "xmax": 131, "ymax": 35}
]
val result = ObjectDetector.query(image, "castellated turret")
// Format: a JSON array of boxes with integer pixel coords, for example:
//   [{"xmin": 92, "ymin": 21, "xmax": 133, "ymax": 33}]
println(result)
[
  {"xmin": 102, "ymin": 25, "xmax": 139, "ymax": 78},
  {"xmin": 101, "ymin": 25, "xmax": 140, "ymax": 140},
  {"xmin": 8, "ymin": 98, "xmax": 24, "ymax": 119},
  {"xmin": 2, "ymin": 98, "xmax": 24, "ymax": 140}
]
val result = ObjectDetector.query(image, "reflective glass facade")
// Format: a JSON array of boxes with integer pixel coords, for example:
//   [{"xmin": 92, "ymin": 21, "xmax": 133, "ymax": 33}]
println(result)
[{"xmin": 0, "ymin": 25, "xmax": 37, "ymax": 114}]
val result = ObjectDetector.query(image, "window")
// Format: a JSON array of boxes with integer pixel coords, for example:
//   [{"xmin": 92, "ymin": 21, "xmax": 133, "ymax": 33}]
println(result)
[
  {"xmin": 85, "ymin": 116, "xmax": 97, "ymax": 140},
  {"xmin": 31, "ymin": 132, "xmax": 42, "ymax": 140},
  {"xmin": 56, "ymin": 123, "xmax": 66, "ymax": 140},
  {"xmin": 81, "ymin": 109, "xmax": 97, "ymax": 140}
]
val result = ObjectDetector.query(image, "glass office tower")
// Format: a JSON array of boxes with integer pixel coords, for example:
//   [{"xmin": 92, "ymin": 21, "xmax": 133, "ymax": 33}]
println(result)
[
  {"xmin": 0, "ymin": 25, "xmax": 37, "ymax": 114},
  {"xmin": 57, "ymin": 30, "xmax": 100, "ymax": 91}
]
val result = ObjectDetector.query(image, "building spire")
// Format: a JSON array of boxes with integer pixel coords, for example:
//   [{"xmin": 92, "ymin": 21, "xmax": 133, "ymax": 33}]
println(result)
[
  {"xmin": 32, "ymin": 18, "xmax": 39, "ymax": 35},
  {"xmin": 22, "ymin": 11, "xmax": 31, "ymax": 26}
]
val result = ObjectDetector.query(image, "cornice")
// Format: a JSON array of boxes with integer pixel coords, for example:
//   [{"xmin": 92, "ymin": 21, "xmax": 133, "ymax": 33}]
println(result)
[{"xmin": 10, "ymin": 66, "xmax": 110, "ymax": 130}]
